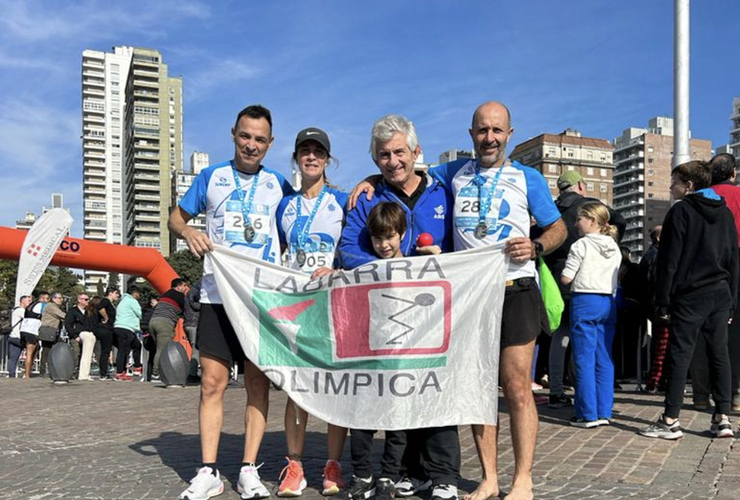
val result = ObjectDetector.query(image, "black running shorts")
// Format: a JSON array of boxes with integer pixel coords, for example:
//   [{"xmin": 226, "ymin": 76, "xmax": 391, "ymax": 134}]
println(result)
[
  {"xmin": 196, "ymin": 303, "xmax": 247, "ymax": 364},
  {"xmin": 500, "ymin": 277, "xmax": 550, "ymax": 348}
]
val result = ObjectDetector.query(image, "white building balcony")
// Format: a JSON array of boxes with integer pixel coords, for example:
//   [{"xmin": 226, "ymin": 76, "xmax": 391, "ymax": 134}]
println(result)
[
  {"xmin": 623, "ymin": 209, "xmax": 645, "ymax": 219},
  {"xmin": 134, "ymin": 193, "xmax": 161, "ymax": 202},
  {"xmin": 85, "ymin": 201, "xmax": 107, "ymax": 212},
  {"xmin": 83, "ymin": 87, "xmax": 105, "ymax": 97},
  {"xmin": 613, "ymin": 137, "xmax": 645, "ymax": 153},
  {"xmin": 135, "ymin": 224, "xmax": 161, "ymax": 233},
  {"xmin": 134, "ymin": 214, "xmax": 161, "ymax": 223},
  {"xmin": 613, "ymin": 174, "xmax": 644, "ymax": 188},
  {"xmin": 134, "ymin": 173, "xmax": 160, "ymax": 182}
]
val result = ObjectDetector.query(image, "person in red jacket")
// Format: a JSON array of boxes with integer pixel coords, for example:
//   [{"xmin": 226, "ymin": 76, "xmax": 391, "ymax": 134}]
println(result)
[{"xmin": 691, "ymin": 153, "xmax": 740, "ymax": 412}]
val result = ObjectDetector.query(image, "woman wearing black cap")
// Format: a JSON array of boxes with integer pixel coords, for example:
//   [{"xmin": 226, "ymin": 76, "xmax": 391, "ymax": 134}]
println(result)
[{"xmin": 275, "ymin": 127, "xmax": 349, "ymax": 497}]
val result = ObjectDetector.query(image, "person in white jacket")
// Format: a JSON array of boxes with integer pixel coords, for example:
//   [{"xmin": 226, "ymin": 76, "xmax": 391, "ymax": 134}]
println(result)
[{"xmin": 561, "ymin": 202, "xmax": 621, "ymax": 428}]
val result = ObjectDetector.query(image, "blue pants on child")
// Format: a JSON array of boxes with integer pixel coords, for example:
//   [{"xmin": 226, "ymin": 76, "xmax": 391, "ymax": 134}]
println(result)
[{"xmin": 570, "ymin": 292, "xmax": 617, "ymax": 421}]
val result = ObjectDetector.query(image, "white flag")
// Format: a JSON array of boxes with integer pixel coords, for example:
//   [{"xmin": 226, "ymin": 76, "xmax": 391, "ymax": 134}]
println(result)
[
  {"xmin": 15, "ymin": 208, "xmax": 74, "ymax": 304},
  {"xmin": 209, "ymin": 243, "xmax": 507, "ymax": 430}
]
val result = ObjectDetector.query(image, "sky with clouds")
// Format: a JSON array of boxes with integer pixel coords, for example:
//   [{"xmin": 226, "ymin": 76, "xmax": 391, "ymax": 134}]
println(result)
[{"xmin": 0, "ymin": 0, "xmax": 737, "ymax": 236}]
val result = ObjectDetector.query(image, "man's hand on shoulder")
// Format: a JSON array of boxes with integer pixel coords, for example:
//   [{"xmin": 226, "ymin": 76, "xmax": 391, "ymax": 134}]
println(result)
[{"xmin": 348, "ymin": 175, "xmax": 382, "ymax": 210}]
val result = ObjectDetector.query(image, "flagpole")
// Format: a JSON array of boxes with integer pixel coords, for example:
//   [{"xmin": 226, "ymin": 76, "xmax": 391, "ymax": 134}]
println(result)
[{"xmin": 673, "ymin": 0, "xmax": 690, "ymax": 168}]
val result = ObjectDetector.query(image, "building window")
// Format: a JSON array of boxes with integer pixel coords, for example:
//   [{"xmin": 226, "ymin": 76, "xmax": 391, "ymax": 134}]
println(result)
[
  {"xmin": 548, "ymin": 179, "xmax": 556, "ymax": 189},
  {"xmin": 648, "ymin": 169, "xmax": 655, "ymax": 176},
  {"xmin": 587, "ymin": 151, "xmax": 593, "ymax": 160},
  {"xmin": 600, "ymin": 168, "xmax": 607, "ymax": 177},
  {"xmin": 648, "ymin": 193, "xmax": 654, "ymax": 198},
  {"xmin": 586, "ymin": 182, "xmax": 594, "ymax": 192},
  {"xmin": 600, "ymin": 184, "xmax": 607, "ymax": 193},
  {"xmin": 548, "ymin": 164, "xmax": 557, "ymax": 173},
  {"xmin": 648, "ymin": 158, "xmax": 654, "ymax": 163},
  {"xmin": 568, "ymin": 165, "xmax": 575, "ymax": 171},
  {"xmin": 547, "ymin": 147, "xmax": 556, "ymax": 157},
  {"xmin": 648, "ymin": 146, "xmax": 654, "ymax": 153},
  {"xmin": 587, "ymin": 167, "xmax": 594, "ymax": 175},
  {"xmin": 601, "ymin": 153, "xmax": 607, "ymax": 161},
  {"xmin": 648, "ymin": 181, "xmax": 653, "ymax": 186},
  {"xmin": 567, "ymin": 149, "xmax": 574, "ymax": 158}
]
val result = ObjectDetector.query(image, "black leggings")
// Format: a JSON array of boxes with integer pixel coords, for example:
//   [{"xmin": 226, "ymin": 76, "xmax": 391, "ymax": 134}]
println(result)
[
  {"xmin": 114, "ymin": 328, "xmax": 137, "ymax": 373},
  {"xmin": 93, "ymin": 325, "xmax": 114, "ymax": 377}
]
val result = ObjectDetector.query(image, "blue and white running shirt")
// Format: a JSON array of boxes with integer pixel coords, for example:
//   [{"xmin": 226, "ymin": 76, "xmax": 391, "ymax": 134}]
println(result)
[
  {"xmin": 179, "ymin": 160, "xmax": 294, "ymax": 304},
  {"xmin": 276, "ymin": 188, "xmax": 348, "ymax": 275},
  {"xmin": 430, "ymin": 159, "xmax": 560, "ymax": 280}
]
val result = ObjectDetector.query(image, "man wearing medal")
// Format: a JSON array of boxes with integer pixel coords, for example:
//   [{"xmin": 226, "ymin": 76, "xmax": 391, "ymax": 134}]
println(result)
[
  {"xmin": 430, "ymin": 102, "xmax": 566, "ymax": 500},
  {"xmin": 169, "ymin": 105, "xmax": 295, "ymax": 500}
]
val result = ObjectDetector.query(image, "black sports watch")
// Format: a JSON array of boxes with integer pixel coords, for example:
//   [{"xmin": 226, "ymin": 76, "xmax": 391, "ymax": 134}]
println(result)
[{"xmin": 532, "ymin": 240, "xmax": 544, "ymax": 260}]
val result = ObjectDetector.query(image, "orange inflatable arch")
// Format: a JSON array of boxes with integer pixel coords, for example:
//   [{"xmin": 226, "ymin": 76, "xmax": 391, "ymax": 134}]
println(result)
[{"xmin": 0, "ymin": 226, "xmax": 178, "ymax": 294}]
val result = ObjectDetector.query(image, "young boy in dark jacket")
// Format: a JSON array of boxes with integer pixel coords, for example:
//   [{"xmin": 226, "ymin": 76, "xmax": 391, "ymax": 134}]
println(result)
[{"xmin": 640, "ymin": 160, "xmax": 739, "ymax": 440}]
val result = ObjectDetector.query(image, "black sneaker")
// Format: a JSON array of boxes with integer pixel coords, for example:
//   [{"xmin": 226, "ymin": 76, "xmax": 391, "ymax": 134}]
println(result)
[
  {"xmin": 569, "ymin": 417, "xmax": 599, "ymax": 428},
  {"xmin": 375, "ymin": 478, "xmax": 395, "ymax": 500},
  {"xmin": 430, "ymin": 484, "xmax": 458, "ymax": 500},
  {"xmin": 340, "ymin": 476, "xmax": 375, "ymax": 500},
  {"xmin": 548, "ymin": 394, "xmax": 573, "ymax": 408}
]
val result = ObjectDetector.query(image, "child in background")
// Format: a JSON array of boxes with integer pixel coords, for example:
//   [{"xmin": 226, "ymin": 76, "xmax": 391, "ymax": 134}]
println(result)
[
  {"xmin": 344, "ymin": 201, "xmax": 434, "ymax": 500},
  {"xmin": 561, "ymin": 202, "xmax": 621, "ymax": 428}
]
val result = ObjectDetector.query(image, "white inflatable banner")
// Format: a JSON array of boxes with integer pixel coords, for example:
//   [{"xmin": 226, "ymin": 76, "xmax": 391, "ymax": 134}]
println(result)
[
  {"xmin": 15, "ymin": 208, "xmax": 74, "ymax": 304},
  {"xmin": 209, "ymin": 244, "xmax": 507, "ymax": 430}
]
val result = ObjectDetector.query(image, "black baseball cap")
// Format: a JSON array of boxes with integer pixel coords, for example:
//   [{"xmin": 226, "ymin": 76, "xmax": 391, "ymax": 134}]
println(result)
[{"xmin": 294, "ymin": 127, "xmax": 331, "ymax": 155}]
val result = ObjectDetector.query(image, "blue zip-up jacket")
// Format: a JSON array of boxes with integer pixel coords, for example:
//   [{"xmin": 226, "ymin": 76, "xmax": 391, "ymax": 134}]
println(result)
[{"xmin": 339, "ymin": 173, "xmax": 453, "ymax": 270}]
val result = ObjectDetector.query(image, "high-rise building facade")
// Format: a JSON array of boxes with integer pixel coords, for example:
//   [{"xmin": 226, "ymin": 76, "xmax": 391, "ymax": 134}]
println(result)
[
  {"xmin": 81, "ymin": 47, "xmax": 133, "ymax": 290},
  {"xmin": 510, "ymin": 129, "xmax": 615, "ymax": 204},
  {"xmin": 172, "ymin": 152, "xmax": 209, "ymax": 252},
  {"xmin": 612, "ymin": 117, "xmax": 711, "ymax": 259},
  {"xmin": 123, "ymin": 47, "xmax": 183, "ymax": 256},
  {"xmin": 730, "ymin": 97, "xmax": 740, "ymax": 161}
]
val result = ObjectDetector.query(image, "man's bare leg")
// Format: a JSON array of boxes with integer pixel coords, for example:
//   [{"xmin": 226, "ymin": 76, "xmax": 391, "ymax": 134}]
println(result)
[
  {"xmin": 243, "ymin": 359, "xmax": 271, "ymax": 462},
  {"xmin": 463, "ymin": 424, "xmax": 500, "ymax": 500},
  {"xmin": 499, "ymin": 340, "xmax": 537, "ymax": 500},
  {"xmin": 284, "ymin": 398, "xmax": 308, "ymax": 457},
  {"xmin": 199, "ymin": 354, "xmax": 231, "ymax": 463}
]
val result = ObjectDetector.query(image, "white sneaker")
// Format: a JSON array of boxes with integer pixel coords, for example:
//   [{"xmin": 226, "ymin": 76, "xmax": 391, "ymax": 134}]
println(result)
[
  {"xmin": 430, "ymin": 484, "xmax": 458, "ymax": 500},
  {"xmin": 238, "ymin": 464, "xmax": 271, "ymax": 499},
  {"xmin": 395, "ymin": 476, "xmax": 432, "ymax": 497},
  {"xmin": 179, "ymin": 466, "xmax": 224, "ymax": 500},
  {"xmin": 710, "ymin": 415, "xmax": 734, "ymax": 438}
]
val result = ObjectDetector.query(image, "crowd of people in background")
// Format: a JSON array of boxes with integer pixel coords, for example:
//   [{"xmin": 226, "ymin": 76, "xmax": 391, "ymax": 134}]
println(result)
[
  {"xmin": 2, "ymin": 277, "xmax": 200, "ymax": 384},
  {"xmin": 2, "ymin": 100, "xmax": 739, "ymax": 500}
]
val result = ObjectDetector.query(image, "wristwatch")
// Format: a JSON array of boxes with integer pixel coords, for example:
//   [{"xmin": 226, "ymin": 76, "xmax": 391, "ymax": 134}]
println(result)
[{"xmin": 532, "ymin": 240, "xmax": 544, "ymax": 260}]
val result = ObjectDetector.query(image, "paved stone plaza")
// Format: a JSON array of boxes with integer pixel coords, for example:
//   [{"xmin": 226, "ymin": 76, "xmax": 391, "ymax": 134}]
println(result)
[{"xmin": 1, "ymin": 378, "xmax": 739, "ymax": 500}]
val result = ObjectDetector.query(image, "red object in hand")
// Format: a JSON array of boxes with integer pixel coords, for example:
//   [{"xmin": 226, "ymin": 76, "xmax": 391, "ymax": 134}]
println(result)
[{"xmin": 416, "ymin": 233, "xmax": 434, "ymax": 247}]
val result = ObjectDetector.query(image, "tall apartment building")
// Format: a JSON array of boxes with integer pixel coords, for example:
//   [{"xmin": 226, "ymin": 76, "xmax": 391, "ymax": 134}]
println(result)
[
  {"xmin": 81, "ymin": 47, "xmax": 134, "ymax": 290},
  {"xmin": 730, "ymin": 97, "xmax": 740, "ymax": 161},
  {"xmin": 172, "ymin": 152, "xmax": 209, "ymax": 252},
  {"xmin": 510, "ymin": 129, "xmax": 615, "ymax": 204},
  {"xmin": 612, "ymin": 117, "xmax": 711, "ymax": 259},
  {"xmin": 123, "ymin": 47, "xmax": 183, "ymax": 256}
]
